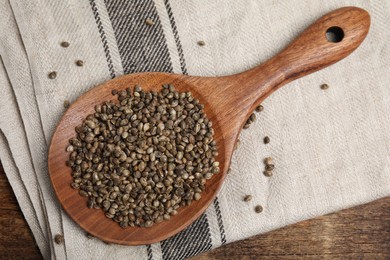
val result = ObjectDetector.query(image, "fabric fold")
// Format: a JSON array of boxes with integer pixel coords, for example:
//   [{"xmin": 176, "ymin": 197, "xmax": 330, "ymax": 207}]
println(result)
[{"xmin": 0, "ymin": 0, "xmax": 389, "ymax": 259}]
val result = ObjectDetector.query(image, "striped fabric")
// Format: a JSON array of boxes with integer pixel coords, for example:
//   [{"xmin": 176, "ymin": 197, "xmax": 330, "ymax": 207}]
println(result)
[
  {"xmin": 88, "ymin": 1, "xmax": 225, "ymax": 258},
  {"xmin": 1, "ymin": 0, "xmax": 389, "ymax": 259}
]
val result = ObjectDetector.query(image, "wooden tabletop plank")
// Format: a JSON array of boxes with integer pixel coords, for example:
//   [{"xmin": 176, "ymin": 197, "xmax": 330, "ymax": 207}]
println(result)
[{"xmin": 0, "ymin": 161, "xmax": 389, "ymax": 259}]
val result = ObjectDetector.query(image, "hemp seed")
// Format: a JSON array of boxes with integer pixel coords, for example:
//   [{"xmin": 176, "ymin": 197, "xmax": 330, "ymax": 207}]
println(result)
[
  {"xmin": 320, "ymin": 83, "xmax": 329, "ymax": 90},
  {"xmin": 255, "ymin": 105, "xmax": 264, "ymax": 112},
  {"xmin": 145, "ymin": 18, "xmax": 155, "ymax": 26},
  {"xmin": 76, "ymin": 60, "xmax": 84, "ymax": 67},
  {"xmin": 255, "ymin": 205, "xmax": 263, "ymax": 213},
  {"xmin": 63, "ymin": 100, "xmax": 70, "ymax": 108},
  {"xmin": 48, "ymin": 71, "xmax": 57, "ymax": 79},
  {"xmin": 244, "ymin": 195, "xmax": 252, "ymax": 202},
  {"xmin": 66, "ymin": 84, "xmax": 219, "ymax": 228},
  {"xmin": 60, "ymin": 41, "xmax": 70, "ymax": 48},
  {"xmin": 54, "ymin": 234, "xmax": 64, "ymax": 245}
]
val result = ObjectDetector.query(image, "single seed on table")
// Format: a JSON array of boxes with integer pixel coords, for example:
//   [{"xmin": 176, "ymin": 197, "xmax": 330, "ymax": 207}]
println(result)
[
  {"xmin": 244, "ymin": 195, "xmax": 252, "ymax": 202},
  {"xmin": 320, "ymin": 83, "xmax": 329, "ymax": 90},
  {"xmin": 60, "ymin": 41, "xmax": 70, "ymax": 48},
  {"xmin": 255, "ymin": 205, "xmax": 263, "ymax": 213},
  {"xmin": 145, "ymin": 18, "xmax": 155, "ymax": 26},
  {"xmin": 54, "ymin": 234, "xmax": 64, "ymax": 244},
  {"xmin": 264, "ymin": 157, "xmax": 273, "ymax": 165},
  {"xmin": 265, "ymin": 164, "xmax": 275, "ymax": 171},
  {"xmin": 63, "ymin": 100, "xmax": 70, "ymax": 108},
  {"xmin": 197, "ymin": 40, "xmax": 205, "ymax": 46},
  {"xmin": 263, "ymin": 136, "xmax": 270, "ymax": 144},
  {"xmin": 255, "ymin": 105, "xmax": 264, "ymax": 112},
  {"xmin": 263, "ymin": 170, "xmax": 273, "ymax": 177},
  {"xmin": 48, "ymin": 71, "xmax": 57, "ymax": 79},
  {"xmin": 76, "ymin": 60, "xmax": 84, "ymax": 67}
]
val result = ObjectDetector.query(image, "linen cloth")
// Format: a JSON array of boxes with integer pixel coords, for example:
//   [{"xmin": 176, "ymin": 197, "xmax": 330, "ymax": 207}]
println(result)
[{"xmin": 0, "ymin": 0, "xmax": 389, "ymax": 259}]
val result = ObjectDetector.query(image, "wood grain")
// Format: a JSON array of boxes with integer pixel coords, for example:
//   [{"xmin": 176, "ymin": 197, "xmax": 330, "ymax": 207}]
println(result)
[
  {"xmin": 193, "ymin": 198, "xmax": 390, "ymax": 260},
  {"xmin": 0, "ymin": 162, "xmax": 42, "ymax": 260},
  {"xmin": 48, "ymin": 7, "xmax": 370, "ymax": 245},
  {"xmin": 1, "ymin": 161, "xmax": 389, "ymax": 259}
]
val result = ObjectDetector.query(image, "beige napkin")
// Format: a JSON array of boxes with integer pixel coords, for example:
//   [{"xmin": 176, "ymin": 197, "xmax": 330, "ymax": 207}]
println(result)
[{"xmin": 0, "ymin": 0, "xmax": 389, "ymax": 259}]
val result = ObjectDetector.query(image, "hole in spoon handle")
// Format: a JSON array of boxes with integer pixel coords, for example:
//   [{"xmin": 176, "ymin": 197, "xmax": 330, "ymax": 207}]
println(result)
[
  {"xmin": 236, "ymin": 7, "xmax": 370, "ymax": 109},
  {"xmin": 326, "ymin": 26, "xmax": 344, "ymax": 43},
  {"xmin": 276, "ymin": 6, "xmax": 370, "ymax": 81}
]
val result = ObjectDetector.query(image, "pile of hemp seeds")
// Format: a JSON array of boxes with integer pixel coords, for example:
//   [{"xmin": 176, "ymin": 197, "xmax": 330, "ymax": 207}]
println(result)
[{"xmin": 66, "ymin": 84, "xmax": 220, "ymax": 228}]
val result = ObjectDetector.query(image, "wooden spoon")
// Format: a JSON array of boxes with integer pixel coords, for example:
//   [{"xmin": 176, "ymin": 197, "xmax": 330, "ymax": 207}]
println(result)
[{"xmin": 48, "ymin": 7, "xmax": 370, "ymax": 245}]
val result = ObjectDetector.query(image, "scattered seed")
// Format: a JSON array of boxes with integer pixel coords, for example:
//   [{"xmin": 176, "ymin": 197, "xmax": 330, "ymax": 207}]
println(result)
[
  {"xmin": 145, "ymin": 18, "xmax": 155, "ymax": 26},
  {"xmin": 263, "ymin": 136, "xmax": 270, "ymax": 144},
  {"xmin": 244, "ymin": 195, "xmax": 252, "ymax": 202},
  {"xmin": 255, "ymin": 105, "xmax": 264, "ymax": 112},
  {"xmin": 63, "ymin": 100, "xmax": 70, "ymax": 108},
  {"xmin": 76, "ymin": 60, "xmax": 84, "ymax": 67},
  {"xmin": 263, "ymin": 170, "xmax": 273, "ymax": 177},
  {"xmin": 264, "ymin": 157, "xmax": 274, "ymax": 171},
  {"xmin": 255, "ymin": 205, "xmax": 263, "ymax": 213},
  {"xmin": 320, "ymin": 83, "xmax": 329, "ymax": 90},
  {"xmin": 70, "ymin": 183, "xmax": 79, "ymax": 189},
  {"xmin": 48, "ymin": 71, "xmax": 57, "ymax": 79},
  {"xmin": 264, "ymin": 157, "xmax": 273, "ymax": 165},
  {"xmin": 60, "ymin": 41, "xmax": 70, "ymax": 48},
  {"xmin": 54, "ymin": 234, "xmax": 64, "ymax": 244},
  {"xmin": 197, "ymin": 40, "xmax": 206, "ymax": 46},
  {"xmin": 243, "ymin": 112, "xmax": 257, "ymax": 129}
]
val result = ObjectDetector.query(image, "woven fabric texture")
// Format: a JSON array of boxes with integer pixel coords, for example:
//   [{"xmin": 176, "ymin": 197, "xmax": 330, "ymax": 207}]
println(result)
[{"xmin": 0, "ymin": 0, "xmax": 389, "ymax": 259}]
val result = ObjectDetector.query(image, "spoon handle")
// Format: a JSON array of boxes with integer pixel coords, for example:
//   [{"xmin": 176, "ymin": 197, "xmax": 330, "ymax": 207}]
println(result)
[{"xmin": 233, "ymin": 7, "xmax": 370, "ymax": 110}]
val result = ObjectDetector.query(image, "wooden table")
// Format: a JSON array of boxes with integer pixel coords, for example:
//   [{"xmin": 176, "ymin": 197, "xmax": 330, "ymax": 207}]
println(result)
[{"xmin": 1, "ymin": 161, "xmax": 389, "ymax": 259}]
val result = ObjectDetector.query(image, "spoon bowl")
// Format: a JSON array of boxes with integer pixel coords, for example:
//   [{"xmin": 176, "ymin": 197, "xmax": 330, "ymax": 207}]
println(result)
[{"xmin": 48, "ymin": 7, "xmax": 370, "ymax": 245}]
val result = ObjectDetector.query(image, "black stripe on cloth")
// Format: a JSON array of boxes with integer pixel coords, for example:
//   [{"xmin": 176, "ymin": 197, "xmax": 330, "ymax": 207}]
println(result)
[
  {"xmin": 89, "ymin": 0, "xmax": 116, "ymax": 78},
  {"xmin": 213, "ymin": 198, "xmax": 226, "ymax": 244},
  {"xmin": 161, "ymin": 214, "xmax": 212, "ymax": 260},
  {"xmin": 146, "ymin": 244, "xmax": 153, "ymax": 260},
  {"xmin": 101, "ymin": 1, "xmax": 213, "ymax": 259},
  {"xmin": 104, "ymin": 0, "xmax": 173, "ymax": 74},
  {"xmin": 163, "ymin": 0, "xmax": 188, "ymax": 75}
]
